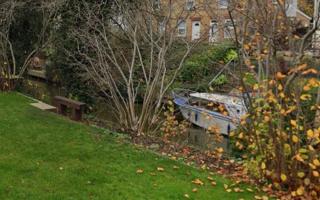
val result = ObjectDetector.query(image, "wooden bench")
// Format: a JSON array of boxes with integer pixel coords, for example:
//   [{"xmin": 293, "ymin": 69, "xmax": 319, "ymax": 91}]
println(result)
[{"xmin": 53, "ymin": 96, "xmax": 86, "ymax": 121}]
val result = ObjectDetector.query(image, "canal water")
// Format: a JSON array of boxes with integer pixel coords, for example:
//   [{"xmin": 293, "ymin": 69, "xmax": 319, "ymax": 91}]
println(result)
[{"xmin": 17, "ymin": 77, "xmax": 231, "ymax": 152}]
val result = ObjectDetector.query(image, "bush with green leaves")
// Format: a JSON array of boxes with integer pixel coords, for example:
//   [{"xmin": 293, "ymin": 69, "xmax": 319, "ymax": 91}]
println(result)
[{"xmin": 177, "ymin": 42, "xmax": 236, "ymax": 90}]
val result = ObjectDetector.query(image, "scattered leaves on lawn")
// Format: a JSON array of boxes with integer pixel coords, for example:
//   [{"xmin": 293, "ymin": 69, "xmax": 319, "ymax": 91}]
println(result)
[
  {"xmin": 246, "ymin": 188, "xmax": 254, "ymax": 192},
  {"xmin": 254, "ymin": 195, "xmax": 269, "ymax": 200},
  {"xmin": 234, "ymin": 187, "xmax": 243, "ymax": 193},
  {"xmin": 184, "ymin": 194, "xmax": 190, "ymax": 198},
  {"xmin": 192, "ymin": 188, "xmax": 198, "ymax": 193},
  {"xmin": 173, "ymin": 165, "xmax": 179, "ymax": 169},
  {"xmin": 157, "ymin": 167, "xmax": 164, "ymax": 172},
  {"xmin": 192, "ymin": 178, "xmax": 204, "ymax": 186},
  {"xmin": 207, "ymin": 176, "xmax": 214, "ymax": 181},
  {"xmin": 136, "ymin": 169, "xmax": 144, "ymax": 174}
]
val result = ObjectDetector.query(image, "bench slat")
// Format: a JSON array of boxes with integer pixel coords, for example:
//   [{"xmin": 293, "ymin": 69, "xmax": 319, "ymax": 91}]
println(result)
[{"xmin": 54, "ymin": 96, "xmax": 85, "ymax": 107}]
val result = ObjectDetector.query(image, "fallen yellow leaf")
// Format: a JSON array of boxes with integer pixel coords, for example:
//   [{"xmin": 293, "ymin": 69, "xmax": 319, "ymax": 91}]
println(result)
[
  {"xmin": 296, "ymin": 186, "xmax": 304, "ymax": 196},
  {"xmin": 157, "ymin": 167, "xmax": 164, "ymax": 172},
  {"xmin": 307, "ymin": 129, "xmax": 314, "ymax": 138},
  {"xmin": 304, "ymin": 178, "xmax": 310, "ymax": 185},
  {"xmin": 192, "ymin": 179, "xmax": 204, "ymax": 186},
  {"xmin": 246, "ymin": 188, "xmax": 253, "ymax": 192},
  {"xmin": 297, "ymin": 172, "xmax": 305, "ymax": 178},
  {"xmin": 233, "ymin": 187, "xmax": 242, "ymax": 192},
  {"xmin": 292, "ymin": 135, "xmax": 299, "ymax": 143},
  {"xmin": 290, "ymin": 120, "xmax": 297, "ymax": 127},
  {"xmin": 280, "ymin": 173, "xmax": 287, "ymax": 182},
  {"xmin": 313, "ymin": 159, "xmax": 320, "ymax": 167}
]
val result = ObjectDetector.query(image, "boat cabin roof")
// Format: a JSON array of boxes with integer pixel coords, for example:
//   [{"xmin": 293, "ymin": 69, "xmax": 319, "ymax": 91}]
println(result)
[{"xmin": 189, "ymin": 93, "xmax": 244, "ymax": 107}]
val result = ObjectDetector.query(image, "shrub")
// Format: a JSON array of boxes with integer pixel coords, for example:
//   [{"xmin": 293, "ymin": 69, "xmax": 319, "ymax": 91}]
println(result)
[
  {"xmin": 178, "ymin": 42, "xmax": 236, "ymax": 87},
  {"xmin": 232, "ymin": 69, "xmax": 320, "ymax": 198}
]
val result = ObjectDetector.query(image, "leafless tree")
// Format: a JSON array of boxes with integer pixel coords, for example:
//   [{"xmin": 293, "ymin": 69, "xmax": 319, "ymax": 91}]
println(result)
[
  {"xmin": 18, "ymin": 0, "xmax": 66, "ymax": 77},
  {"xmin": 67, "ymin": 0, "xmax": 203, "ymax": 136},
  {"xmin": 0, "ymin": 0, "xmax": 65, "ymax": 89},
  {"xmin": 0, "ymin": 0, "xmax": 18, "ymax": 80}
]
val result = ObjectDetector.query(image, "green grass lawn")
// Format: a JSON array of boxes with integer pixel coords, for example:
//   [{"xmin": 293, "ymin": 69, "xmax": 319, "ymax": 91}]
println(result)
[{"xmin": 0, "ymin": 92, "xmax": 258, "ymax": 200}]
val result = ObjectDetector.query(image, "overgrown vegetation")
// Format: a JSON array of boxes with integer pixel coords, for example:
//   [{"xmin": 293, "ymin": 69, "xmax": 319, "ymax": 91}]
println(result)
[
  {"xmin": 176, "ymin": 42, "xmax": 237, "ymax": 91},
  {"xmin": 228, "ymin": 0, "xmax": 320, "ymax": 198},
  {"xmin": 234, "ymin": 75, "xmax": 319, "ymax": 197}
]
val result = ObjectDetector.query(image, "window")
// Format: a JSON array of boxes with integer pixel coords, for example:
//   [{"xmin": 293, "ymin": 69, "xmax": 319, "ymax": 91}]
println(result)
[
  {"xmin": 186, "ymin": 0, "xmax": 195, "ymax": 11},
  {"xmin": 286, "ymin": 0, "xmax": 297, "ymax": 17},
  {"xmin": 224, "ymin": 19, "xmax": 234, "ymax": 39},
  {"xmin": 218, "ymin": 0, "xmax": 228, "ymax": 9},
  {"xmin": 177, "ymin": 19, "xmax": 186, "ymax": 37},
  {"xmin": 209, "ymin": 20, "xmax": 218, "ymax": 43},
  {"xmin": 154, "ymin": 0, "xmax": 161, "ymax": 9},
  {"xmin": 111, "ymin": 15, "xmax": 127, "ymax": 30},
  {"xmin": 159, "ymin": 20, "xmax": 166, "ymax": 34}
]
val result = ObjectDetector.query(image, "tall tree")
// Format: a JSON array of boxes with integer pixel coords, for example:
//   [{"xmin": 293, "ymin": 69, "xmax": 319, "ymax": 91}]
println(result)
[{"xmin": 66, "ymin": 0, "xmax": 200, "ymax": 135}]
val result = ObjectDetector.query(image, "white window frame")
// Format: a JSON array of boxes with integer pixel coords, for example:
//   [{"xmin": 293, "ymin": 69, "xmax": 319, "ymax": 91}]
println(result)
[
  {"xmin": 159, "ymin": 20, "xmax": 166, "ymax": 34},
  {"xmin": 224, "ymin": 19, "xmax": 234, "ymax": 39},
  {"xmin": 209, "ymin": 20, "xmax": 219, "ymax": 43},
  {"xmin": 177, "ymin": 19, "xmax": 187, "ymax": 37}
]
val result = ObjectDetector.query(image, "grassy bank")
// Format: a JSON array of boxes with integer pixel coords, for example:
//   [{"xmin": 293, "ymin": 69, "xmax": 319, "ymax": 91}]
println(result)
[{"xmin": 0, "ymin": 92, "xmax": 257, "ymax": 199}]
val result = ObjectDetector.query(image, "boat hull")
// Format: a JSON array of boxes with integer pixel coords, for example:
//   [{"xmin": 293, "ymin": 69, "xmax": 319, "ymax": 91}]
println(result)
[
  {"xmin": 172, "ymin": 92, "xmax": 239, "ymax": 136},
  {"xmin": 179, "ymin": 105, "xmax": 237, "ymax": 136}
]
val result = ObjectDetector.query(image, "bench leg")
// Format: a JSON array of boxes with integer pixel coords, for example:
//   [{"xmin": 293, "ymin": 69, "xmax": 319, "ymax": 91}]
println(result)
[
  {"xmin": 58, "ymin": 104, "xmax": 67, "ymax": 116},
  {"xmin": 72, "ymin": 108, "xmax": 82, "ymax": 121}
]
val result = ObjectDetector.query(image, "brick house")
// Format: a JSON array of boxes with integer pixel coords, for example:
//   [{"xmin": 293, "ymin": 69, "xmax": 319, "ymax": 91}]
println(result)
[{"xmin": 156, "ymin": 0, "xmax": 311, "ymax": 42}]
